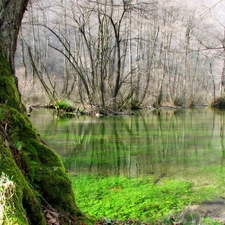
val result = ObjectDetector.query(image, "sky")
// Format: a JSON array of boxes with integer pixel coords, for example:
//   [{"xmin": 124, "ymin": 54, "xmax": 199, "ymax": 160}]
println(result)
[
  {"xmin": 177, "ymin": 0, "xmax": 225, "ymax": 34},
  {"xmin": 187, "ymin": 0, "xmax": 224, "ymax": 23}
]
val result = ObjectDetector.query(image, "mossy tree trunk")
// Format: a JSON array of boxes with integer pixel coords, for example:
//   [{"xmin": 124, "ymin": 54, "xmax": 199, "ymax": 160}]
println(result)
[{"xmin": 0, "ymin": 1, "xmax": 87, "ymax": 224}]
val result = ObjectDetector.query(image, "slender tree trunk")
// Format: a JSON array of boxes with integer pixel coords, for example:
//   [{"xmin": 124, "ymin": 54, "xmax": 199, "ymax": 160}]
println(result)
[
  {"xmin": 220, "ymin": 57, "xmax": 225, "ymax": 97},
  {"xmin": 210, "ymin": 62, "xmax": 216, "ymax": 101}
]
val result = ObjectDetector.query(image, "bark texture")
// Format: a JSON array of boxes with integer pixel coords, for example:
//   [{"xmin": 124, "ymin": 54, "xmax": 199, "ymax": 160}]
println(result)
[{"xmin": 0, "ymin": 0, "xmax": 28, "ymax": 70}]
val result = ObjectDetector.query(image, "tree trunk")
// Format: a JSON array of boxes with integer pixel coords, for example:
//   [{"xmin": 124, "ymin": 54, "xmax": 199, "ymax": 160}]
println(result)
[
  {"xmin": 0, "ymin": 1, "xmax": 28, "ymax": 70},
  {"xmin": 0, "ymin": 1, "xmax": 88, "ymax": 224}
]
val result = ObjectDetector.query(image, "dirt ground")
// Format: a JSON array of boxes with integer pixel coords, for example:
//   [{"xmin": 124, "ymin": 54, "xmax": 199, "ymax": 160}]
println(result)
[{"xmin": 183, "ymin": 199, "xmax": 225, "ymax": 224}]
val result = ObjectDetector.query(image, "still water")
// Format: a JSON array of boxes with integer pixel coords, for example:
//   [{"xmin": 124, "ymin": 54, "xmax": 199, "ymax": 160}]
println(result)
[{"xmin": 30, "ymin": 108, "xmax": 225, "ymax": 181}]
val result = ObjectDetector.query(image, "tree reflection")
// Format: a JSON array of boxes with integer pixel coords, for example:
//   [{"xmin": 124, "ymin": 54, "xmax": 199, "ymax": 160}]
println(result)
[{"xmin": 31, "ymin": 108, "xmax": 223, "ymax": 178}]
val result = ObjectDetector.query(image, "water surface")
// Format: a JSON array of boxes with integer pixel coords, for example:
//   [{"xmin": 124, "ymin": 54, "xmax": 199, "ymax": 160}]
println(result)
[{"xmin": 30, "ymin": 108, "xmax": 225, "ymax": 182}]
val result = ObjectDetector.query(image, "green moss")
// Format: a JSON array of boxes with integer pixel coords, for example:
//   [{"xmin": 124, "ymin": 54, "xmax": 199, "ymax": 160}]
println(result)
[
  {"xmin": 36, "ymin": 166, "xmax": 76, "ymax": 209},
  {"xmin": 22, "ymin": 186, "xmax": 46, "ymax": 225},
  {"xmin": 21, "ymin": 138, "xmax": 80, "ymax": 214},
  {"xmin": 0, "ymin": 54, "xmax": 25, "ymax": 112},
  {"xmin": 24, "ymin": 138, "xmax": 62, "ymax": 166},
  {"xmin": 1, "ymin": 105, "xmax": 37, "ymax": 140}
]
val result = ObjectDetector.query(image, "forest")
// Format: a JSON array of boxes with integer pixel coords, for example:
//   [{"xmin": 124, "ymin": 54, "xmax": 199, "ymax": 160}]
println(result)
[
  {"xmin": 1, "ymin": 0, "xmax": 225, "ymax": 224},
  {"xmin": 16, "ymin": 0, "xmax": 225, "ymax": 112}
]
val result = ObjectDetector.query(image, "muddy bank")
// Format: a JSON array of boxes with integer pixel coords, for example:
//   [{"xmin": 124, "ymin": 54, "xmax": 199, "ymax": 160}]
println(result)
[{"xmin": 182, "ymin": 199, "xmax": 225, "ymax": 224}]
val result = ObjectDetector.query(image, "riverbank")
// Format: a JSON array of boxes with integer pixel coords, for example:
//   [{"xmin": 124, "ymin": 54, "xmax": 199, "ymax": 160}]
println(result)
[
  {"xmin": 30, "ymin": 107, "xmax": 225, "ymax": 225},
  {"xmin": 71, "ymin": 174, "xmax": 225, "ymax": 225}
]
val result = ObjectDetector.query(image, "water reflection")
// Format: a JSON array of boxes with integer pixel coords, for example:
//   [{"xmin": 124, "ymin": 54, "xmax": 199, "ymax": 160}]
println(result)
[{"xmin": 30, "ymin": 108, "xmax": 225, "ymax": 178}]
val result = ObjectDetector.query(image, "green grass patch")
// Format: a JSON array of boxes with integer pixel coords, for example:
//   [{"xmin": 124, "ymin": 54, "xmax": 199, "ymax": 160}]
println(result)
[{"xmin": 71, "ymin": 175, "xmax": 223, "ymax": 223}]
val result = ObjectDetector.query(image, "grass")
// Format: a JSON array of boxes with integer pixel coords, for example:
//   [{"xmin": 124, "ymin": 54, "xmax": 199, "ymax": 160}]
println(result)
[{"xmin": 71, "ymin": 174, "xmax": 224, "ymax": 223}]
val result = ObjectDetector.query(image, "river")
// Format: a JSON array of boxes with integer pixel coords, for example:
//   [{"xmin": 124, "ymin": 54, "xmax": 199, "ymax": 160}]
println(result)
[{"xmin": 30, "ymin": 107, "xmax": 225, "ymax": 184}]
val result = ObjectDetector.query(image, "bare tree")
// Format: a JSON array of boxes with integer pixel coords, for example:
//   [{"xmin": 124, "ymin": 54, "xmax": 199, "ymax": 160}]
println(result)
[{"xmin": 16, "ymin": 0, "xmax": 225, "ymax": 109}]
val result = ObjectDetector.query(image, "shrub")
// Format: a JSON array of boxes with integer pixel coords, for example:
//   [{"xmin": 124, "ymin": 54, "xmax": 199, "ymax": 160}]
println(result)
[
  {"xmin": 55, "ymin": 100, "xmax": 74, "ymax": 112},
  {"xmin": 210, "ymin": 97, "xmax": 225, "ymax": 109}
]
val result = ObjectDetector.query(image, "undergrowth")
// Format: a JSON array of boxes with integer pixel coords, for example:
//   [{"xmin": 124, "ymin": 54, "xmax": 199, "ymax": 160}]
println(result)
[
  {"xmin": 71, "ymin": 175, "xmax": 222, "ymax": 223},
  {"xmin": 55, "ymin": 100, "xmax": 74, "ymax": 112}
]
